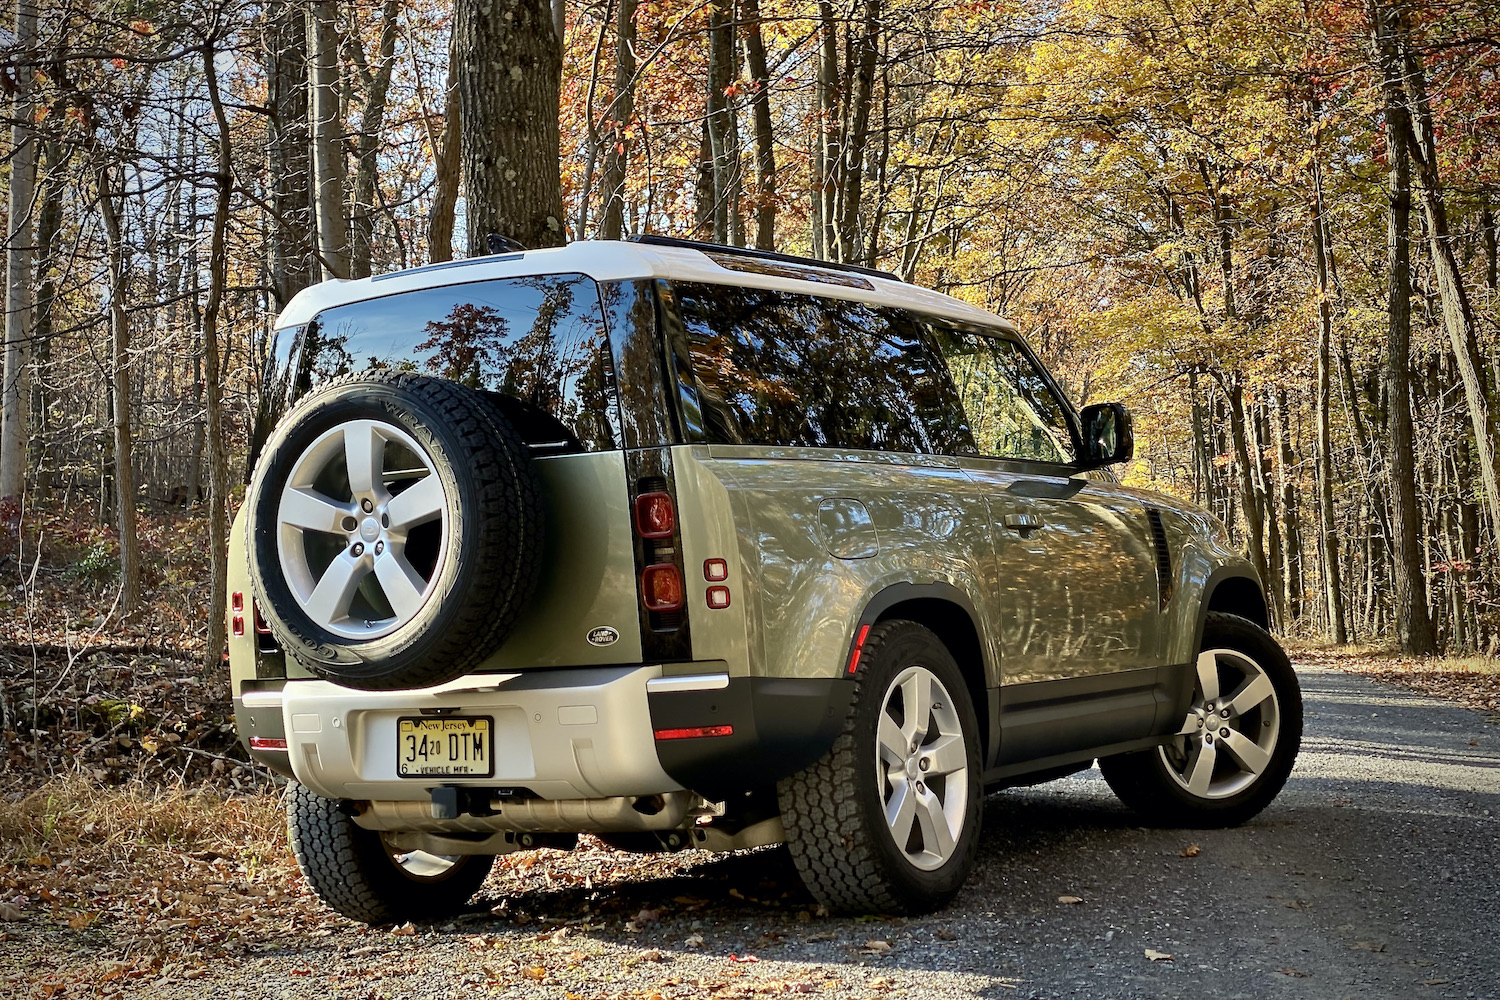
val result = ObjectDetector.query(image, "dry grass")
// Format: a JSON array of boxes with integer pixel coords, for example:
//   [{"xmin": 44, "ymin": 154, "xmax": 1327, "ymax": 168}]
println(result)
[{"xmin": 0, "ymin": 774, "xmax": 287, "ymax": 866}]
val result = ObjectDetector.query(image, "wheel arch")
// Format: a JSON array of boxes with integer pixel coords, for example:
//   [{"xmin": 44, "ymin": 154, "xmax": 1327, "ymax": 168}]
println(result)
[
  {"xmin": 1196, "ymin": 570, "xmax": 1270, "ymax": 650},
  {"xmin": 855, "ymin": 583, "xmax": 991, "ymax": 767}
]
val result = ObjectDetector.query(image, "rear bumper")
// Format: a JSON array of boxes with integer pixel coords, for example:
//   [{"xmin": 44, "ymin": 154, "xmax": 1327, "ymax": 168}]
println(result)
[{"xmin": 233, "ymin": 666, "xmax": 853, "ymax": 807}]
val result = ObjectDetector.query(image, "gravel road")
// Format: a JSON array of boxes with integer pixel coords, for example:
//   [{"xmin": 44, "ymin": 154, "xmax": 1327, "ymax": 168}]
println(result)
[{"xmin": 10, "ymin": 664, "xmax": 1500, "ymax": 999}]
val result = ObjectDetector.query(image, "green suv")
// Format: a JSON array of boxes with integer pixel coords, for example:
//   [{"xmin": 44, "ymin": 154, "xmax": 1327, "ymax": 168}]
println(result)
[{"xmin": 231, "ymin": 236, "xmax": 1301, "ymax": 922}]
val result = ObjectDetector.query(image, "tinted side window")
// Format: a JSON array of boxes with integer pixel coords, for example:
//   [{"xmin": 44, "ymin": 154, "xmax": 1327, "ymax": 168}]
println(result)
[
  {"xmin": 281, "ymin": 274, "xmax": 618, "ymax": 452},
  {"xmin": 675, "ymin": 283, "xmax": 965, "ymax": 454},
  {"xmin": 926, "ymin": 320, "xmax": 1075, "ymax": 464}
]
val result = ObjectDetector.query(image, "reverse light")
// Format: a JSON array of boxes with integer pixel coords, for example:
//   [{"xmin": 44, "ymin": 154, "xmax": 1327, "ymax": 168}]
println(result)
[
  {"xmin": 634, "ymin": 492, "xmax": 676, "ymax": 538},
  {"xmin": 653, "ymin": 725, "xmax": 734, "ymax": 741},
  {"xmin": 706, "ymin": 586, "xmax": 731, "ymax": 610},
  {"xmin": 846, "ymin": 623, "xmax": 872, "ymax": 675},
  {"xmin": 703, "ymin": 558, "xmax": 728, "ymax": 581},
  {"xmin": 641, "ymin": 563, "xmax": 684, "ymax": 612},
  {"xmin": 248, "ymin": 736, "xmax": 288, "ymax": 751}
]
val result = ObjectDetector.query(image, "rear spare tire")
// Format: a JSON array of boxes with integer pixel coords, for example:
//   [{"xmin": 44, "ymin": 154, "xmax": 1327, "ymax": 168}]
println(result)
[{"xmin": 246, "ymin": 371, "xmax": 543, "ymax": 690}]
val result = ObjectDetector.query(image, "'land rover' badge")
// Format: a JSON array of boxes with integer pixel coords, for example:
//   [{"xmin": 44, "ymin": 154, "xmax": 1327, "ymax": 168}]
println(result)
[{"xmin": 587, "ymin": 626, "xmax": 619, "ymax": 647}]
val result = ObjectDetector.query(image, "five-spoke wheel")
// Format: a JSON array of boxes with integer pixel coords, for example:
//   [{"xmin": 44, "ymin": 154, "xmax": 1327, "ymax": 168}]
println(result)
[
  {"xmin": 1101, "ymin": 612, "xmax": 1302, "ymax": 828},
  {"xmin": 779, "ymin": 620, "xmax": 981, "ymax": 914},
  {"xmin": 876, "ymin": 665, "xmax": 972, "ymax": 871},
  {"xmin": 277, "ymin": 419, "xmax": 451, "ymax": 639}
]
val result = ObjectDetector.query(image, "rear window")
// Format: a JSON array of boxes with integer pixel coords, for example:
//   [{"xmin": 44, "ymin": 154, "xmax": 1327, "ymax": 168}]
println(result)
[
  {"xmin": 674, "ymin": 282, "xmax": 969, "ymax": 454},
  {"xmin": 257, "ymin": 274, "xmax": 619, "ymax": 456}
]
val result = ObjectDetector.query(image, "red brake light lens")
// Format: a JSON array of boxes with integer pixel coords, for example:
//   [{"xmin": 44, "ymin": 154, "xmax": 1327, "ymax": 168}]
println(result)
[
  {"xmin": 249, "ymin": 736, "xmax": 288, "ymax": 751},
  {"xmin": 704, "ymin": 558, "xmax": 728, "ymax": 581},
  {"xmin": 706, "ymin": 586, "xmax": 731, "ymax": 609},
  {"xmin": 641, "ymin": 563, "xmax": 684, "ymax": 612},
  {"xmin": 231, "ymin": 591, "xmax": 244, "ymax": 612},
  {"xmin": 635, "ymin": 492, "xmax": 676, "ymax": 538}
]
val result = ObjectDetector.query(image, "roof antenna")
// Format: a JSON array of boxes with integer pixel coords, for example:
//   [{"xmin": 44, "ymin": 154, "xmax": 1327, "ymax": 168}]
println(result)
[{"xmin": 487, "ymin": 233, "xmax": 527, "ymax": 254}]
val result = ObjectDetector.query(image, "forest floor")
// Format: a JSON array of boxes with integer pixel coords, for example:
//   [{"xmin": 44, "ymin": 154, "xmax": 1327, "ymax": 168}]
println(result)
[{"xmin": 3, "ymin": 505, "xmax": 1499, "ymax": 997}]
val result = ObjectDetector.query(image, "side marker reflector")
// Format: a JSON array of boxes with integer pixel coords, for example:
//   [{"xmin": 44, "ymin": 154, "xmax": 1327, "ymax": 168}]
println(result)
[
  {"xmin": 653, "ymin": 725, "xmax": 734, "ymax": 741},
  {"xmin": 249, "ymin": 736, "xmax": 289, "ymax": 751},
  {"xmin": 846, "ymin": 623, "xmax": 872, "ymax": 674}
]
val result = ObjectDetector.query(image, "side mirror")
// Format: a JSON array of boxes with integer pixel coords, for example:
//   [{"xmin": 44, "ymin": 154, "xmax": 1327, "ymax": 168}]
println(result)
[{"xmin": 1079, "ymin": 402, "xmax": 1134, "ymax": 469}]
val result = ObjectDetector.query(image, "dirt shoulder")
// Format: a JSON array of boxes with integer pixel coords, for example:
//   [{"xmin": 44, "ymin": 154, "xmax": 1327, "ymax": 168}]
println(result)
[{"xmin": 1292, "ymin": 641, "xmax": 1500, "ymax": 716}]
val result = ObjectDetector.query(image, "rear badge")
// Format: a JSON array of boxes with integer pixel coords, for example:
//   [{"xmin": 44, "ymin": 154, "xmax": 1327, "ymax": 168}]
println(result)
[{"xmin": 587, "ymin": 626, "xmax": 620, "ymax": 647}]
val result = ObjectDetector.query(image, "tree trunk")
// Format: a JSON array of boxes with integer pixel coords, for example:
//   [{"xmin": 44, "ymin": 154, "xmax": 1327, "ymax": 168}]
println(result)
[
  {"xmin": 28, "ymin": 141, "xmax": 63, "ymax": 500},
  {"xmin": 1273, "ymin": 388, "xmax": 1304, "ymax": 624},
  {"xmin": 1225, "ymin": 378, "xmax": 1272, "ymax": 597},
  {"xmin": 268, "ymin": 0, "xmax": 314, "ymax": 303},
  {"xmin": 1371, "ymin": 2, "xmax": 1438, "ymax": 654},
  {"xmin": 1, "ymin": 0, "xmax": 38, "ymax": 504},
  {"xmin": 308, "ymin": 0, "xmax": 348, "ymax": 280},
  {"xmin": 97, "ymin": 170, "xmax": 141, "ymax": 619},
  {"xmin": 1395, "ymin": 16, "xmax": 1500, "ymax": 542},
  {"xmin": 742, "ymin": 0, "xmax": 777, "ymax": 250},
  {"xmin": 427, "ymin": 29, "xmax": 462, "ymax": 262},
  {"xmin": 1309, "ymin": 156, "xmax": 1346, "ymax": 642},
  {"xmin": 705, "ymin": 0, "xmax": 734, "ymax": 244},
  {"xmin": 348, "ymin": 0, "xmax": 401, "ymax": 279},
  {"xmin": 815, "ymin": 0, "xmax": 840, "ymax": 258},
  {"xmin": 456, "ymin": 0, "xmax": 566, "ymax": 250},
  {"xmin": 600, "ymin": 0, "xmax": 638, "ymax": 242},
  {"xmin": 202, "ymin": 42, "xmax": 235, "ymax": 672},
  {"xmin": 835, "ymin": 0, "xmax": 881, "ymax": 263}
]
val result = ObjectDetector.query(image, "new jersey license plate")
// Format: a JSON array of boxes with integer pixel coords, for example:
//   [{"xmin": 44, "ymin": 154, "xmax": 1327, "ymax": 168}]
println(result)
[{"xmin": 396, "ymin": 717, "xmax": 494, "ymax": 778}]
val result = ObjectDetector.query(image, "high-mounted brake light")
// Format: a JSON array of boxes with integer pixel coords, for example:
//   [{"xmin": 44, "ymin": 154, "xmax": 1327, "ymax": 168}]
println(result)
[
  {"xmin": 641, "ymin": 563, "xmax": 684, "ymax": 612},
  {"xmin": 653, "ymin": 725, "xmax": 734, "ymax": 741},
  {"xmin": 248, "ymin": 736, "xmax": 288, "ymax": 751},
  {"xmin": 635, "ymin": 492, "xmax": 676, "ymax": 538}
]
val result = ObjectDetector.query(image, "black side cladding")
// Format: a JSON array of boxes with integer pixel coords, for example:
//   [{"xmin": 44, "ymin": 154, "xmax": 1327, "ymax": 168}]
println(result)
[{"xmin": 648, "ymin": 677, "xmax": 855, "ymax": 800}]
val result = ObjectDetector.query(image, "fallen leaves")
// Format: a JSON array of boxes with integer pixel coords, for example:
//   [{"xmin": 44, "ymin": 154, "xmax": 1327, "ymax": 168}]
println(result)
[
  {"xmin": 1180, "ymin": 843, "xmax": 1201, "ymax": 857},
  {"xmin": 1277, "ymin": 968, "xmax": 1310, "ymax": 978},
  {"xmin": 1144, "ymin": 949, "xmax": 1173, "ymax": 962},
  {"xmin": 861, "ymin": 939, "xmax": 892, "ymax": 956},
  {"xmin": 0, "ymin": 901, "xmax": 24, "ymax": 921},
  {"xmin": 1056, "ymin": 895, "xmax": 1083, "ymax": 905}
]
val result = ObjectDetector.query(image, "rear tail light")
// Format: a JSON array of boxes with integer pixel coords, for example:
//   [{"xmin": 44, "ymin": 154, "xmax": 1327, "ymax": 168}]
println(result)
[
  {"xmin": 706, "ymin": 586, "xmax": 731, "ymax": 609},
  {"xmin": 635, "ymin": 492, "xmax": 676, "ymax": 538},
  {"xmin": 231, "ymin": 591, "xmax": 244, "ymax": 636},
  {"xmin": 641, "ymin": 563, "xmax": 684, "ymax": 612}
]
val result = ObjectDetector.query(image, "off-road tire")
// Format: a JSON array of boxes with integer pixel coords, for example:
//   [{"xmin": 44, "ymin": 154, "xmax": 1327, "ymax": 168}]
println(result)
[
  {"xmin": 286, "ymin": 782, "xmax": 494, "ymax": 924},
  {"xmin": 1100, "ymin": 612, "xmax": 1302, "ymax": 828},
  {"xmin": 246, "ymin": 371, "xmax": 543, "ymax": 690},
  {"xmin": 777, "ymin": 620, "xmax": 982, "ymax": 914}
]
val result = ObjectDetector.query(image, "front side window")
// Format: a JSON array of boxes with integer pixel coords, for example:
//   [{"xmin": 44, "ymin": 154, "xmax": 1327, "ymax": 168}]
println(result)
[
  {"xmin": 263, "ymin": 274, "xmax": 618, "ymax": 453},
  {"xmin": 926, "ymin": 320, "xmax": 1076, "ymax": 464},
  {"xmin": 674, "ymin": 282, "xmax": 966, "ymax": 454}
]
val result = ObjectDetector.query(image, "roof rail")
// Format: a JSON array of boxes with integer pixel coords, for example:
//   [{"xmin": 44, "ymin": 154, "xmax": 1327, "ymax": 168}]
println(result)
[{"xmin": 626, "ymin": 234, "xmax": 901, "ymax": 282}]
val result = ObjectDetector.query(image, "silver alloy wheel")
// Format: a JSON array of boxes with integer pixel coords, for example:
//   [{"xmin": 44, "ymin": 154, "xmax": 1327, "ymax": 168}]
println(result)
[
  {"xmin": 380, "ymin": 834, "xmax": 462, "ymax": 880},
  {"xmin": 276, "ymin": 419, "xmax": 450, "ymax": 640},
  {"xmin": 875, "ymin": 665, "xmax": 970, "ymax": 871},
  {"xmin": 1161, "ymin": 647, "xmax": 1282, "ymax": 799}
]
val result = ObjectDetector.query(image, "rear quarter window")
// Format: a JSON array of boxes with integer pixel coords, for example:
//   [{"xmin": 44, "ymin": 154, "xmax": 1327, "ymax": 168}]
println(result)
[{"xmin": 673, "ymin": 282, "xmax": 970, "ymax": 454}]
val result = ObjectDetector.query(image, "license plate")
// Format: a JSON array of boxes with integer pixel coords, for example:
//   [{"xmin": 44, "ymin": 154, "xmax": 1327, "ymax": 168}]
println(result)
[{"xmin": 396, "ymin": 717, "xmax": 494, "ymax": 778}]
